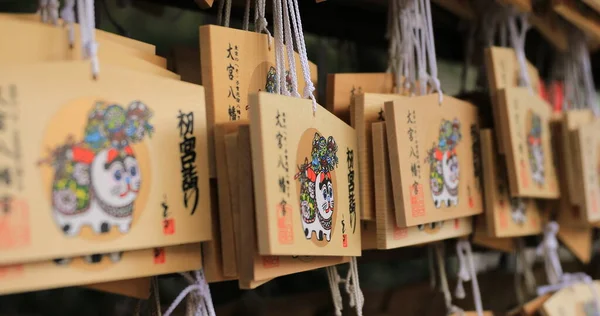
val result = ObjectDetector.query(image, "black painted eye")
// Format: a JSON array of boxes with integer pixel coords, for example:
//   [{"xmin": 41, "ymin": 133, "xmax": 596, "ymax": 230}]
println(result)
[{"xmin": 417, "ymin": 224, "xmax": 425, "ymax": 231}]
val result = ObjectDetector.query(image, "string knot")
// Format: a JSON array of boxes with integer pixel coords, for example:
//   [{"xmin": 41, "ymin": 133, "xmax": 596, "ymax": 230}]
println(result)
[
  {"xmin": 164, "ymin": 270, "xmax": 215, "ymax": 316},
  {"xmin": 60, "ymin": 0, "xmax": 76, "ymax": 47},
  {"xmin": 536, "ymin": 221, "xmax": 562, "ymax": 285},
  {"xmin": 326, "ymin": 258, "xmax": 364, "ymax": 316}
]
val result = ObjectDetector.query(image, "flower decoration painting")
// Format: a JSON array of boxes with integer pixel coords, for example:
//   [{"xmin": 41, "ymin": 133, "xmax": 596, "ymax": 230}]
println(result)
[
  {"xmin": 38, "ymin": 99, "xmax": 154, "ymax": 239},
  {"xmin": 426, "ymin": 119, "xmax": 462, "ymax": 208},
  {"xmin": 295, "ymin": 130, "xmax": 339, "ymax": 245}
]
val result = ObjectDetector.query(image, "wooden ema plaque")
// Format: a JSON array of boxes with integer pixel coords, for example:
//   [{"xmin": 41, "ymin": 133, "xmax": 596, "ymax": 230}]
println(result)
[
  {"xmin": 485, "ymin": 47, "xmax": 541, "ymax": 154},
  {"xmin": 472, "ymin": 222, "xmax": 515, "ymax": 253},
  {"xmin": 85, "ymin": 277, "xmax": 151, "ymax": 299},
  {"xmin": 561, "ymin": 110, "xmax": 594, "ymax": 207},
  {"xmin": 326, "ymin": 73, "xmax": 394, "ymax": 123},
  {"xmin": 572, "ymin": 120, "xmax": 600, "ymax": 223},
  {"xmin": 203, "ymin": 180, "xmax": 235, "ymax": 283},
  {"xmin": 214, "ymin": 122, "xmax": 247, "ymax": 277},
  {"xmin": 353, "ymin": 93, "xmax": 407, "ymax": 220},
  {"xmin": 551, "ymin": 120, "xmax": 593, "ymax": 263},
  {"xmin": 236, "ymin": 126, "xmax": 347, "ymax": 287},
  {"xmin": 371, "ymin": 121, "xmax": 472, "ymax": 249},
  {"xmin": 0, "ymin": 61, "xmax": 211, "ymax": 265},
  {"xmin": 384, "ymin": 95, "xmax": 484, "ymax": 227},
  {"xmin": 496, "ymin": 87, "xmax": 560, "ymax": 198},
  {"xmin": 199, "ymin": 24, "xmax": 317, "ymax": 178},
  {"xmin": 542, "ymin": 281, "xmax": 600, "ymax": 316},
  {"xmin": 0, "ymin": 18, "xmax": 178, "ymax": 80},
  {"xmin": 480, "ymin": 129, "xmax": 542, "ymax": 237},
  {"xmin": 0, "ymin": 13, "xmax": 158, "ymax": 57},
  {"xmin": 249, "ymin": 92, "xmax": 361, "ymax": 256},
  {"xmin": 0, "ymin": 243, "xmax": 202, "ymax": 295}
]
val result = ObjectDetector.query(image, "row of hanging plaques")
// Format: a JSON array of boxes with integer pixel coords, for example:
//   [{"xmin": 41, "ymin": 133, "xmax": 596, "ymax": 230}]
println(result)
[
  {"xmin": 0, "ymin": 12, "xmax": 210, "ymax": 295},
  {"xmin": 2, "ymin": 9, "xmax": 600, "ymax": 301}
]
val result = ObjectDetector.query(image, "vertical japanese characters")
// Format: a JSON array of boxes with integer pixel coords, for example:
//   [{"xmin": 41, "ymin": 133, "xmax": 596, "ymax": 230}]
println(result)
[
  {"xmin": 227, "ymin": 43, "xmax": 241, "ymax": 121},
  {"xmin": 407, "ymin": 110, "xmax": 424, "ymax": 217},
  {"xmin": 0, "ymin": 84, "xmax": 27, "ymax": 249},
  {"xmin": 347, "ymin": 148, "xmax": 356, "ymax": 234},
  {"xmin": 178, "ymin": 111, "xmax": 199, "ymax": 216},
  {"xmin": 275, "ymin": 110, "xmax": 292, "ymax": 244}
]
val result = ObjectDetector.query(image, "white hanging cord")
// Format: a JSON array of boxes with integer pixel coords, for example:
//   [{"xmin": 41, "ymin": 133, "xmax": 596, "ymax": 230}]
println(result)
[
  {"xmin": 151, "ymin": 276, "xmax": 162, "ymax": 315},
  {"xmin": 254, "ymin": 0, "xmax": 272, "ymax": 49},
  {"xmin": 48, "ymin": 0, "xmax": 60, "ymax": 25},
  {"xmin": 216, "ymin": 0, "xmax": 224, "ymax": 25},
  {"xmin": 422, "ymin": 0, "xmax": 442, "ymax": 103},
  {"xmin": 77, "ymin": 0, "xmax": 99, "ymax": 79},
  {"xmin": 272, "ymin": 0, "xmax": 286, "ymax": 95},
  {"xmin": 38, "ymin": 0, "xmax": 59, "ymax": 25},
  {"xmin": 455, "ymin": 240, "xmax": 484, "ymax": 316},
  {"xmin": 38, "ymin": 0, "xmax": 49, "ymax": 23},
  {"xmin": 243, "ymin": 0, "xmax": 251, "ymax": 30},
  {"xmin": 514, "ymin": 237, "xmax": 537, "ymax": 304},
  {"xmin": 282, "ymin": 0, "xmax": 300, "ymax": 97},
  {"xmin": 325, "ymin": 258, "xmax": 364, "ymax": 316},
  {"xmin": 164, "ymin": 270, "xmax": 216, "ymax": 316},
  {"xmin": 60, "ymin": 0, "xmax": 76, "ymax": 48},
  {"xmin": 286, "ymin": 0, "xmax": 317, "ymax": 113},
  {"xmin": 434, "ymin": 243, "xmax": 464, "ymax": 316},
  {"xmin": 326, "ymin": 266, "xmax": 344, "ymax": 316},
  {"xmin": 536, "ymin": 222, "xmax": 562, "ymax": 285},
  {"xmin": 573, "ymin": 32, "xmax": 600, "ymax": 116},
  {"xmin": 507, "ymin": 13, "xmax": 532, "ymax": 92}
]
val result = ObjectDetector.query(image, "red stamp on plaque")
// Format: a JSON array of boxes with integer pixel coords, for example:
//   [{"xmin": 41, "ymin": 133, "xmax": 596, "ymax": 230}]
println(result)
[
  {"xmin": 276, "ymin": 202, "xmax": 294, "ymax": 244},
  {"xmin": 163, "ymin": 218, "xmax": 175, "ymax": 235},
  {"xmin": 0, "ymin": 198, "xmax": 30, "ymax": 250},
  {"xmin": 0, "ymin": 264, "xmax": 24, "ymax": 279},
  {"xmin": 520, "ymin": 160, "xmax": 529, "ymax": 189},
  {"xmin": 153, "ymin": 248, "xmax": 166, "ymax": 264},
  {"xmin": 409, "ymin": 183, "xmax": 425, "ymax": 217},
  {"xmin": 342, "ymin": 234, "xmax": 348, "ymax": 248},
  {"xmin": 499, "ymin": 208, "xmax": 508, "ymax": 229},
  {"xmin": 393, "ymin": 226, "xmax": 408, "ymax": 240},
  {"xmin": 454, "ymin": 219, "xmax": 460, "ymax": 229},
  {"xmin": 262, "ymin": 256, "xmax": 280, "ymax": 268}
]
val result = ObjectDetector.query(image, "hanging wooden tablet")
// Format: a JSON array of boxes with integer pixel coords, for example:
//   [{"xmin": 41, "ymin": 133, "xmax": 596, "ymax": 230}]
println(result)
[
  {"xmin": 551, "ymin": 119, "xmax": 592, "ymax": 263},
  {"xmin": 485, "ymin": 47, "xmax": 541, "ymax": 154},
  {"xmin": 213, "ymin": 122, "xmax": 247, "ymax": 277},
  {"xmin": 249, "ymin": 92, "xmax": 361, "ymax": 256},
  {"xmin": 85, "ymin": 277, "xmax": 151, "ymax": 299},
  {"xmin": 353, "ymin": 93, "xmax": 407, "ymax": 221},
  {"xmin": 496, "ymin": 87, "xmax": 560, "ymax": 198},
  {"xmin": 0, "ymin": 13, "xmax": 158, "ymax": 56},
  {"xmin": 571, "ymin": 120, "xmax": 600, "ymax": 222},
  {"xmin": 0, "ymin": 18, "xmax": 177, "ymax": 79},
  {"xmin": 326, "ymin": 73, "xmax": 394, "ymax": 123},
  {"xmin": 371, "ymin": 121, "xmax": 472, "ymax": 249},
  {"xmin": 0, "ymin": 243, "xmax": 202, "ymax": 295},
  {"xmin": 480, "ymin": 129, "xmax": 542, "ymax": 237},
  {"xmin": 199, "ymin": 25, "xmax": 318, "ymax": 178},
  {"xmin": 203, "ymin": 180, "xmax": 235, "ymax": 283},
  {"xmin": 384, "ymin": 95, "xmax": 483, "ymax": 227},
  {"xmin": 236, "ymin": 125, "xmax": 347, "ymax": 287},
  {"xmin": 0, "ymin": 61, "xmax": 211, "ymax": 265},
  {"xmin": 224, "ymin": 132, "xmax": 242, "ymax": 278},
  {"xmin": 542, "ymin": 281, "xmax": 600, "ymax": 316},
  {"xmin": 561, "ymin": 110, "xmax": 594, "ymax": 207}
]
